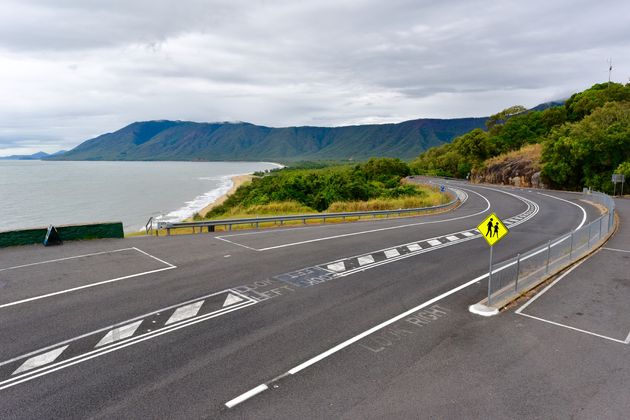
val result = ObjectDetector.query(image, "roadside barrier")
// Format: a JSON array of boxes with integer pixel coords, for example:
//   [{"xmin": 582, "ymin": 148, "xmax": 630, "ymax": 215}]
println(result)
[
  {"xmin": 485, "ymin": 191, "xmax": 615, "ymax": 307},
  {"xmin": 155, "ymin": 188, "xmax": 464, "ymax": 236}
]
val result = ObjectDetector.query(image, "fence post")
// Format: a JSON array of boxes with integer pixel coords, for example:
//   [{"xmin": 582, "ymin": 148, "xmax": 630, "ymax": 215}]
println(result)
[
  {"xmin": 545, "ymin": 240, "xmax": 551, "ymax": 274},
  {"xmin": 587, "ymin": 222, "xmax": 592, "ymax": 248},
  {"xmin": 569, "ymin": 232, "xmax": 574, "ymax": 260},
  {"xmin": 514, "ymin": 253, "xmax": 521, "ymax": 292}
]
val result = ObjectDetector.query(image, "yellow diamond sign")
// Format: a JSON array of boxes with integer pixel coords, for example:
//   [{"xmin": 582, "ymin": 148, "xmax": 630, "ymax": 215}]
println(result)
[{"xmin": 477, "ymin": 213, "xmax": 509, "ymax": 247}]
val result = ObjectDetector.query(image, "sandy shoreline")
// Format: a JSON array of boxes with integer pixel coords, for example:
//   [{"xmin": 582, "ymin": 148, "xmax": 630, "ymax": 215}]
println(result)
[{"xmin": 196, "ymin": 174, "xmax": 254, "ymax": 217}]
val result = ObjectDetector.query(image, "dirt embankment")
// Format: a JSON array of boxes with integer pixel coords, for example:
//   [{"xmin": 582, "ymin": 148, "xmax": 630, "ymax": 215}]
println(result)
[{"xmin": 472, "ymin": 144, "xmax": 546, "ymax": 188}]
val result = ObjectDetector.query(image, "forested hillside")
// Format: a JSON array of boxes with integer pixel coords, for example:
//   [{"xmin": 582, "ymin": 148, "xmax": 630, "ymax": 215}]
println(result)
[
  {"xmin": 411, "ymin": 83, "xmax": 630, "ymax": 193},
  {"xmin": 55, "ymin": 117, "xmax": 487, "ymax": 162}
]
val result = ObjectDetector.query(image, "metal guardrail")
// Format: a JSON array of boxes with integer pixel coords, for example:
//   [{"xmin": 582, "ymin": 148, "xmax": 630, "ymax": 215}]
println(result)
[
  {"xmin": 156, "ymin": 189, "xmax": 462, "ymax": 236},
  {"xmin": 486, "ymin": 191, "xmax": 615, "ymax": 307}
]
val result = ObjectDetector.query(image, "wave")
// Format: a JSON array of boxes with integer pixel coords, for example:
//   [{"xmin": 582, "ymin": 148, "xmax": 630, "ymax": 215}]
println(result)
[{"xmin": 154, "ymin": 176, "xmax": 233, "ymax": 225}]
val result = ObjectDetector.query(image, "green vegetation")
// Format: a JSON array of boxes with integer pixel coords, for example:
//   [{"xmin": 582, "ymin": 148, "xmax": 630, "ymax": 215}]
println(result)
[
  {"xmin": 54, "ymin": 117, "xmax": 487, "ymax": 162},
  {"xmin": 199, "ymin": 158, "xmax": 445, "ymax": 218},
  {"xmin": 411, "ymin": 82, "xmax": 630, "ymax": 192}
]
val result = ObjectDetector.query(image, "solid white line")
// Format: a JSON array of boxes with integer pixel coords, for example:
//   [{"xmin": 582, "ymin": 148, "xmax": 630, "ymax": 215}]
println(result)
[
  {"xmin": 286, "ymin": 271, "xmax": 490, "ymax": 375},
  {"xmin": 0, "ymin": 248, "xmax": 135, "ymax": 272},
  {"xmin": 132, "ymin": 247, "xmax": 177, "ymax": 268},
  {"xmin": 96, "ymin": 321, "xmax": 143, "ymax": 347},
  {"xmin": 602, "ymin": 247, "xmax": 630, "ymax": 253},
  {"xmin": 214, "ymin": 236, "xmax": 260, "ymax": 251},
  {"xmin": 0, "ymin": 300, "xmax": 257, "ymax": 390},
  {"xmin": 517, "ymin": 312, "xmax": 629, "ymax": 344},
  {"xmin": 0, "ymin": 266, "xmax": 177, "ymax": 309},
  {"xmin": 13, "ymin": 346, "xmax": 68, "ymax": 375},
  {"xmin": 225, "ymin": 384, "xmax": 269, "ymax": 408},
  {"xmin": 515, "ymin": 259, "xmax": 587, "ymax": 314},
  {"xmin": 166, "ymin": 301, "xmax": 204, "ymax": 325},
  {"xmin": 537, "ymin": 192, "xmax": 588, "ymax": 229}
]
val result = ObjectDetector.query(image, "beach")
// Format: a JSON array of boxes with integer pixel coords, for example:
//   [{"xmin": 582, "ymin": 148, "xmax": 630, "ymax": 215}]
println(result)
[{"xmin": 196, "ymin": 174, "xmax": 254, "ymax": 217}]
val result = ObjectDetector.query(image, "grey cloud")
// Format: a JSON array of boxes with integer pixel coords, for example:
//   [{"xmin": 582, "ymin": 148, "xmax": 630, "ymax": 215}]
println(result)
[{"xmin": 1, "ymin": 0, "xmax": 629, "ymax": 153}]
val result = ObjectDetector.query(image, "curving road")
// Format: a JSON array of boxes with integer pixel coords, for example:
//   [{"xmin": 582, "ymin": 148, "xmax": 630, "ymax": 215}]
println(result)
[{"xmin": 0, "ymin": 181, "xmax": 606, "ymax": 418}]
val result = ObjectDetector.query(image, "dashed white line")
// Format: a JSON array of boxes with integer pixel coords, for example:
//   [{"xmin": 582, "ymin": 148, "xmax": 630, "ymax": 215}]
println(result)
[
  {"xmin": 446, "ymin": 235, "xmax": 459, "ymax": 242},
  {"xmin": 427, "ymin": 239, "xmax": 442, "ymax": 246},
  {"xmin": 225, "ymin": 384, "xmax": 269, "ymax": 408},
  {"xmin": 461, "ymin": 231, "xmax": 475, "ymax": 237},
  {"xmin": 406, "ymin": 243, "xmax": 422, "ymax": 251}
]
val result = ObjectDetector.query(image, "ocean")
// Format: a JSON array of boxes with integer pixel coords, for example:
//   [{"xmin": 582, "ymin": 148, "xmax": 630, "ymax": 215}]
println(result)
[{"xmin": 0, "ymin": 160, "xmax": 281, "ymax": 232}]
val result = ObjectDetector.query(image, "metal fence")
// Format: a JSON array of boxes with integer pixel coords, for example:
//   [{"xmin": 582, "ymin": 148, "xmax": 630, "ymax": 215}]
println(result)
[
  {"xmin": 155, "ymin": 187, "xmax": 465, "ymax": 236},
  {"xmin": 487, "ymin": 191, "xmax": 615, "ymax": 306}
]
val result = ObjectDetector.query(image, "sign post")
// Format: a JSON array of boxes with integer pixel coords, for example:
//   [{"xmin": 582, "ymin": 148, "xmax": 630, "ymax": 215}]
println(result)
[
  {"xmin": 476, "ymin": 213, "xmax": 509, "ymax": 305},
  {"xmin": 612, "ymin": 173, "xmax": 625, "ymax": 197}
]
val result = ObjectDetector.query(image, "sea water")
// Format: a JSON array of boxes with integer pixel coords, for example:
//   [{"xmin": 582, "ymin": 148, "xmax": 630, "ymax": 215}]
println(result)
[{"xmin": 0, "ymin": 160, "xmax": 280, "ymax": 232}]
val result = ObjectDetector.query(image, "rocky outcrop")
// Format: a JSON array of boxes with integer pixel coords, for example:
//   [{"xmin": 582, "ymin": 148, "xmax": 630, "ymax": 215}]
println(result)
[{"xmin": 472, "ymin": 144, "xmax": 545, "ymax": 188}]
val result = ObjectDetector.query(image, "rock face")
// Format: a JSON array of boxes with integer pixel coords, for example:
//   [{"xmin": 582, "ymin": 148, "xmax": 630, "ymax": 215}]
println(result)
[{"xmin": 472, "ymin": 144, "xmax": 545, "ymax": 188}]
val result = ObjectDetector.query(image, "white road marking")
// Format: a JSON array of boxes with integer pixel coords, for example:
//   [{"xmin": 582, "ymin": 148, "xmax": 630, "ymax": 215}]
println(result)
[
  {"xmin": 357, "ymin": 255, "xmax": 375, "ymax": 266},
  {"xmin": 602, "ymin": 247, "xmax": 630, "ymax": 253},
  {"xmin": 13, "ymin": 346, "xmax": 68, "ymax": 375},
  {"xmin": 0, "ymin": 290, "xmax": 256, "ymax": 391},
  {"xmin": 96, "ymin": 321, "xmax": 143, "ymax": 347},
  {"xmin": 166, "ymin": 301, "xmax": 204, "ymax": 325},
  {"xmin": 427, "ymin": 239, "xmax": 442, "ymax": 246},
  {"xmin": 0, "ymin": 248, "xmax": 135, "ymax": 272},
  {"xmin": 461, "ymin": 231, "xmax": 475, "ymax": 237},
  {"xmin": 0, "ymin": 266, "xmax": 177, "ymax": 309},
  {"xmin": 327, "ymin": 262, "xmax": 346, "ymax": 272},
  {"xmin": 446, "ymin": 235, "xmax": 459, "ymax": 242},
  {"xmin": 225, "ymin": 384, "xmax": 269, "ymax": 408},
  {"xmin": 223, "ymin": 293, "xmax": 244, "ymax": 307},
  {"xmin": 0, "ymin": 248, "xmax": 177, "ymax": 309},
  {"xmin": 384, "ymin": 249, "xmax": 400, "ymax": 258},
  {"xmin": 537, "ymin": 192, "xmax": 588, "ymax": 229},
  {"xmin": 406, "ymin": 244, "xmax": 422, "ymax": 251}
]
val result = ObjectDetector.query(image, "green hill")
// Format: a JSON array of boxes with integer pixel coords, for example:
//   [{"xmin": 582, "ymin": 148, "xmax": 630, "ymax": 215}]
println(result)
[{"xmin": 55, "ymin": 117, "xmax": 488, "ymax": 162}]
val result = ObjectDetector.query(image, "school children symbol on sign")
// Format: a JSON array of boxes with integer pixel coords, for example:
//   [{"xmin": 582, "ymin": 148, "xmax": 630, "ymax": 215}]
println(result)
[{"xmin": 477, "ymin": 213, "xmax": 509, "ymax": 247}]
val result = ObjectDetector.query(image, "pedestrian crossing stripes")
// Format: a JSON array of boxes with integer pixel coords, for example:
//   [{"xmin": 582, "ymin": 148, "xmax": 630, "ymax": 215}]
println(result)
[{"xmin": 0, "ymin": 289, "xmax": 256, "ymax": 390}]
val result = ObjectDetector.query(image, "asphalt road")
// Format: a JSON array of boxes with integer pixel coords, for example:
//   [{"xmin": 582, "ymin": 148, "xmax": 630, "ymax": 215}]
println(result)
[{"xmin": 0, "ymin": 181, "xmax": 620, "ymax": 419}]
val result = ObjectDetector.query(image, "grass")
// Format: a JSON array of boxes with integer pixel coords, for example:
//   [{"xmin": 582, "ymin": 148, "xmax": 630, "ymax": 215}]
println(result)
[{"xmin": 143, "ymin": 184, "xmax": 456, "ymax": 237}]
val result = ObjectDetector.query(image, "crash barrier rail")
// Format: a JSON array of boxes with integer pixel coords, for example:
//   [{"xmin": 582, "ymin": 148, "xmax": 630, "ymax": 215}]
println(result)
[
  {"xmin": 155, "ymin": 188, "xmax": 463, "ymax": 236},
  {"xmin": 486, "ymin": 191, "xmax": 615, "ymax": 306}
]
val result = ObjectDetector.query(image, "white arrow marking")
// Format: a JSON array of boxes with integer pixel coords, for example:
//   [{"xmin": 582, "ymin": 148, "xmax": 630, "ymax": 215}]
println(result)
[
  {"xmin": 13, "ymin": 346, "xmax": 68, "ymax": 375},
  {"xmin": 96, "ymin": 321, "xmax": 143, "ymax": 347},
  {"xmin": 166, "ymin": 301, "xmax": 204, "ymax": 325},
  {"xmin": 223, "ymin": 293, "xmax": 244, "ymax": 307}
]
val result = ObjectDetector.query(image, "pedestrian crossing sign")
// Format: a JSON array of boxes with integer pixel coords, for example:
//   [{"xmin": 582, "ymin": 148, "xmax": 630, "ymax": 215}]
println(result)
[{"xmin": 477, "ymin": 213, "xmax": 509, "ymax": 247}]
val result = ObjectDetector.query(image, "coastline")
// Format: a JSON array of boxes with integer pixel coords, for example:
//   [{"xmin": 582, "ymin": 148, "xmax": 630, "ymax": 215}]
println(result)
[{"xmin": 196, "ymin": 174, "xmax": 254, "ymax": 217}]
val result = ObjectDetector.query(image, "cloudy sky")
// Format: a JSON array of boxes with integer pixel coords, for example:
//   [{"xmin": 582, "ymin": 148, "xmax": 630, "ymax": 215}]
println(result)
[{"xmin": 1, "ymin": 0, "xmax": 628, "ymax": 155}]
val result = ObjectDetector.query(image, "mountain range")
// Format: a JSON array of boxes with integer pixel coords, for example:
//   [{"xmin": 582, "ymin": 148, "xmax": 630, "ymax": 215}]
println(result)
[
  {"xmin": 0, "ymin": 150, "xmax": 67, "ymax": 160},
  {"xmin": 53, "ymin": 117, "xmax": 488, "ymax": 162}
]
